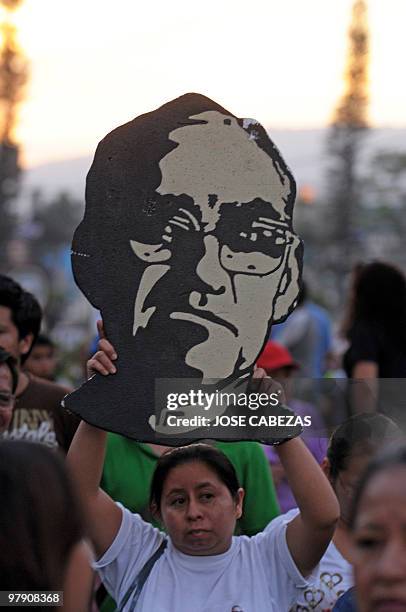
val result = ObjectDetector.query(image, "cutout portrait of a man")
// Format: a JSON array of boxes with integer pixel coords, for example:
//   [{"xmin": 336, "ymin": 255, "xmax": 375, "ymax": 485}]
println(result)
[{"xmin": 65, "ymin": 93, "xmax": 303, "ymax": 444}]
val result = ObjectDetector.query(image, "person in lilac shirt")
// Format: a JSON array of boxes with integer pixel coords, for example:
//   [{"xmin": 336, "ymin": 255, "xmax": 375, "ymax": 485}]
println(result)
[{"xmin": 257, "ymin": 341, "xmax": 328, "ymax": 512}]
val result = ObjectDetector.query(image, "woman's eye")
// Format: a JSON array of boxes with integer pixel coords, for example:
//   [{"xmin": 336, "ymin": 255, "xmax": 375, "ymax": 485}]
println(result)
[
  {"xmin": 171, "ymin": 497, "xmax": 185, "ymax": 507},
  {"xmin": 200, "ymin": 493, "xmax": 214, "ymax": 502},
  {"xmin": 355, "ymin": 537, "xmax": 380, "ymax": 549}
]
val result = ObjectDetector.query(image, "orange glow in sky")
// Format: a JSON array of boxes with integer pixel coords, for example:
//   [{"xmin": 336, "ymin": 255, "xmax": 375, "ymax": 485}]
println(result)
[{"xmin": 5, "ymin": 0, "xmax": 406, "ymax": 167}]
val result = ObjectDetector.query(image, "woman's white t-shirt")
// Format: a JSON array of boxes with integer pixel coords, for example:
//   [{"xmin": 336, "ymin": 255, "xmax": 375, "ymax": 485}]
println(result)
[
  {"xmin": 268, "ymin": 509, "xmax": 353, "ymax": 611},
  {"xmin": 94, "ymin": 504, "xmax": 317, "ymax": 612}
]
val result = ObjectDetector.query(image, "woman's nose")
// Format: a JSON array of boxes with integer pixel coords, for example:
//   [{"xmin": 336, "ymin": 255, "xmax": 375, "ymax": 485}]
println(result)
[
  {"xmin": 186, "ymin": 497, "xmax": 204, "ymax": 520},
  {"xmin": 375, "ymin": 541, "xmax": 406, "ymax": 582}
]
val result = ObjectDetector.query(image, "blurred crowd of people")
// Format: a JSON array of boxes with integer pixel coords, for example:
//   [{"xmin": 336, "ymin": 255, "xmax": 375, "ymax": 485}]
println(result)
[{"xmin": 1, "ymin": 262, "xmax": 406, "ymax": 611}]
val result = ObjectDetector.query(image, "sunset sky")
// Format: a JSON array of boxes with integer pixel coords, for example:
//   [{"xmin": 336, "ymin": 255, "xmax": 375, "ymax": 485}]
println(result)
[{"xmin": 4, "ymin": 0, "xmax": 406, "ymax": 167}]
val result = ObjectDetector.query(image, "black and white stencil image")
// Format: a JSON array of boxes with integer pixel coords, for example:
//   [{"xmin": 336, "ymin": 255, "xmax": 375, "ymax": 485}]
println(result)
[{"xmin": 65, "ymin": 93, "xmax": 303, "ymax": 443}]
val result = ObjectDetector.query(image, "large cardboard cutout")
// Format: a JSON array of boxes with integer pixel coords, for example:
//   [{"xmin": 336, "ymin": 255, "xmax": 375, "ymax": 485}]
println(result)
[{"xmin": 65, "ymin": 93, "xmax": 303, "ymax": 444}]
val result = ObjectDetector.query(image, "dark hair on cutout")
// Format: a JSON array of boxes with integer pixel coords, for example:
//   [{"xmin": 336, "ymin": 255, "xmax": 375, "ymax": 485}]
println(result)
[
  {"xmin": 0, "ymin": 275, "xmax": 42, "ymax": 363},
  {"xmin": 327, "ymin": 413, "xmax": 402, "ymax": 481},
  {"xmin": 0, "ymin": 441, "xmax": 84, "ymax": 592},
  {"xmin": 0, "ymin": 347, "xmax": 18, "ymax": 393},
  {"xmin": 349, "ymin": 444, "xmax": 406, "ymax": 529},
  {"xmin": 149, "ymin": 443, "xmax": 241, "ymax": 512}
]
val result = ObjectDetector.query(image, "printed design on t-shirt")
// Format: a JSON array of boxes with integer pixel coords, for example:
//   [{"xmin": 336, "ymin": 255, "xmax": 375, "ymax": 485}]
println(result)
[
  {"xmin": 320, "ymin": 572, "xmax": 343, "ymax": 591},
  {"xmin": 305, "ymin": 588, "xmax": 324, "ymax": 608},
  {"xmin": 293, "ymin": 571, "xmax": 344, "ymax": 611},
  {"xmin": 2, "ymin": 407, "xmax": 57, "ymax": 448}
]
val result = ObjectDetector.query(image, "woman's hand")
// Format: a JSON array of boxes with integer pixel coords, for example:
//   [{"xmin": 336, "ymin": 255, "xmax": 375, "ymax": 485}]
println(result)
[
  {"xmin": 87, "ymin": 320, "xmax": 118, "ymax": 378},
  {"xmin": 249, "ymin": 367, "xmax": 302, "ymax": 445},
  {"xmin": 248, "ymin": 367, "xmax": 287, "ymax": 404}
]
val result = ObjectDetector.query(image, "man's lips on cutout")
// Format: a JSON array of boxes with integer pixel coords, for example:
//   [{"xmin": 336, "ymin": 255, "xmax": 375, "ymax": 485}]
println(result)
[{"xmin": 171, "ymin": 310, "xmax": 238, "ymax": 337}]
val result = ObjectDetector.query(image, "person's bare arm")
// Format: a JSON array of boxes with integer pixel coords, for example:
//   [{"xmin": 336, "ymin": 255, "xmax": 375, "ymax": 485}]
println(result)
[
  {"xmin": 67, "ymin": 421, "xmax": 122, "ymax": 559},
  {"xmin": 277, "ymin": 437, "xmax": 339, "ymax": 576},
  {"xmin": 254, "ymin": 368, "xmax": 339, "ymax": 576},
  {"xmin": 67, "ymin": 321, "xmax": 121, "ymax": 558}
]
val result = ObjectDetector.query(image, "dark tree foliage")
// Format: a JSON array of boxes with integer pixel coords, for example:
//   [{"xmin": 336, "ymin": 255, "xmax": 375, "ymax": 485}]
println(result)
[
  {"xmin": 30, "ymin": 191, "xmax": 84, "ymax": 259},
  {"xmin": 325, "ymin": 0, "xmax": 370, "ymax": 289},
  {"xmin": 0, "ymin": 6, "xmax": 28, "ymax": 259},
  {"xmin": 0, "ymin": 141, "xmax": 18, "ymax": 248}
]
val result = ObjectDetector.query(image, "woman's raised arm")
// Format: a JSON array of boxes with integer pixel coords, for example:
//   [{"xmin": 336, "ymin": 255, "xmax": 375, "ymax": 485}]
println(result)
[
  {"xmin": 254, "ymin": 368, "xmax": 339, "ymax": 576},
  {"xmin": 67, "ymin": 421, "xmax": 122, "ymax": 559},
  {"xmin": 67, "ymin": 323, "xmax": 121, "ymax": 558},
  {"xmin": 277, "ymin": 436, "xmax": 339, "ymax": 576}
]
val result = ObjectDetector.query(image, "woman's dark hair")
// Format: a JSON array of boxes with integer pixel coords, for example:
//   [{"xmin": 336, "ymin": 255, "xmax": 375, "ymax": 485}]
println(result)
[
  {"xmin": 150, "ymin": 443, "xmax": 241, "ymax": 511},
  {"xmin": 349, "ymin": 444, "xmax": 406, "ymax": 529},
  {"xmin": 0, "ymin": 441, "xmax": 84, "ymax": 592},
  {"xmin": 327, "ymin": 413, "xmax": 402, "ymax": 481},
  {"xmin": 343, "ymin": 262, "xmax": 406, "ymax": 343}
]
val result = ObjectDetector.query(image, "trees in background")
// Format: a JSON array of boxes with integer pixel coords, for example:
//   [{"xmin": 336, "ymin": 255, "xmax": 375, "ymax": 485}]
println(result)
[
  {"xmin": 324, "ymin": 0, "xmax": 369, "ymax": 299},
  {"xmin": 30, "ymin": 190, "xmax": 83, "ymax": 261},
  {"xmin": 0, "ymin": 0, "xmax": 28, "ymax": 254}
]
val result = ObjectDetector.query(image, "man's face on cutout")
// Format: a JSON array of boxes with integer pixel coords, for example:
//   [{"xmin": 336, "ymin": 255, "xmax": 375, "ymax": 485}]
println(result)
[{"xmin": 130, "ymin": 111, "xmax": 300, "ymax": 381}]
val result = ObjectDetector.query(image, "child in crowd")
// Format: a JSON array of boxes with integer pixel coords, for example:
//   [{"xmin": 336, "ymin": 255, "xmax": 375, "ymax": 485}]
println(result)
[{"xmin": 24, "ymin": 334, "xmax": 58, "ymax": 381}]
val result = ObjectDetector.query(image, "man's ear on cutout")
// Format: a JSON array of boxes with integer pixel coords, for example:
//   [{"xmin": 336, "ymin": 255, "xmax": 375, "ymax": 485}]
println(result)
[
  {"xmin": 19, "ymin": 332, "xmax": 34, "ymax": 358},
  {"xmin": 272, "ymin": 238, "xmax": 302, "ymax": 323}
]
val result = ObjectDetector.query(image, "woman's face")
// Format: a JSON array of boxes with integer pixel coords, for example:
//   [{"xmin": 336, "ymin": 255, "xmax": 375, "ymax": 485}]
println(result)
[
  {"xmin": 158, "ymin": 461, "xmax": 244, "ymax": 556},
  {"xmin": 352, "ymin": 466, "xmax": 406, "ymax": 612}
]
